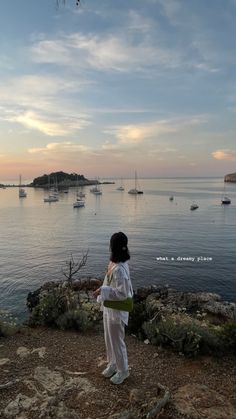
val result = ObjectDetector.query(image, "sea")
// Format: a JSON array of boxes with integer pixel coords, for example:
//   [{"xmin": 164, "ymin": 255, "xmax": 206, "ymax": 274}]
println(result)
[{"xmin": 0, "ymin": 177, "xmax": 236, "ymax": 321}]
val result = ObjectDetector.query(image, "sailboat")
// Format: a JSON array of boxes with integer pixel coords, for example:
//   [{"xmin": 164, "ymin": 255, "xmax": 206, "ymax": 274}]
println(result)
[
  {"xmin": 221, "ymin": 181, "xmax": 231, "ymax": 205},
  {"xmin": 44, "ymin": 175, "xmax": 59, "ymax": 202},
  {"xmin": 73, "ymin": 175, "xmax": 85, "ymax": 208},
  {"xmin": 19, "ymin": 175, "xmax": 27, "ymax": 198},
  {"xmin": 128, "ymin": 171, "xmax": 143, "ymax": 194},
  {"xmin": 117, "ymin": 178, "xmax": 124, "ymax": 191}
]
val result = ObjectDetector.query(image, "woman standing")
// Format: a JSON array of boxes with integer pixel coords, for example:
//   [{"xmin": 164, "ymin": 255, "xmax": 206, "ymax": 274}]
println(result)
[{"xmin": 94, "ymin": 232, "xmax": 133, "ymax": 385}]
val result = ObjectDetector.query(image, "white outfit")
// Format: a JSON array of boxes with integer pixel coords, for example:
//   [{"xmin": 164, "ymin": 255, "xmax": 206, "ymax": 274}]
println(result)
[{"xmin": 98, "ymin": 261, "xmax": 133, "ymax": 373}]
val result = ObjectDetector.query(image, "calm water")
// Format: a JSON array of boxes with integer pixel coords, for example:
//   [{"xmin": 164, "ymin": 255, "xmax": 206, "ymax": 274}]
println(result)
[{"xmin": 0, "ymin": 178, "xmax": 236, "ymax": 320}]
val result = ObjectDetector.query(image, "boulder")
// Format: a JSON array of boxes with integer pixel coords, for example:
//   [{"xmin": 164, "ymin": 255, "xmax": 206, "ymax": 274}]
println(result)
[{"xmin": 173, "ymin": 384, "xmax": 236, "ymax": 419}]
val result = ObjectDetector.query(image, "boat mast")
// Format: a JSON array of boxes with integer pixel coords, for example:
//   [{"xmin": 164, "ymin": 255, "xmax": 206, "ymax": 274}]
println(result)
[{"xmin": 135, "ymin": 170, "xmax": 137, "ymax": 190}]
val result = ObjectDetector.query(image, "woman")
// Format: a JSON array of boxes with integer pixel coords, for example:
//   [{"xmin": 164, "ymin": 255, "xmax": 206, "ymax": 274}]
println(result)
[{"xmin": 94, "ymin": 232, "xmax": 133, "ymax": 385}]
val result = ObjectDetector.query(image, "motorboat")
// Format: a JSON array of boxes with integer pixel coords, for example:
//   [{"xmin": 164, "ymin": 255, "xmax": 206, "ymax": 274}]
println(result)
[
  {"xmin": 190, "ymin": 203, "xmax": 199, "ymax": 210},
  {"xmin": 221, "ymin": 196, "xmax": 231, "ymax": 205},
  {"xmin": 44, "ymin": 195, "xmax": 59, "ymax": 203},
  {"xmin": 128, "ymin": 171, "xmax": 143, "ymax": 194},
  {"xmin": 73, "ymin": 199, "xmax": 85, "ymax": 208}
]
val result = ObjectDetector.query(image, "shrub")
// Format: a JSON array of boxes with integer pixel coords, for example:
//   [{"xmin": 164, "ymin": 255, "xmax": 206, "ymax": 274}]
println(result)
[
  {"xmin": 56, "ymin": 309, "xmax": 92, "ymax": 331},
  {"xmin": 30, "ymin": 288, "xmax": 69, "ymax": 327},
  {"xmin": 127, "ymin": 301, "xmax": 147, "ymax": 338},
  {"xmin": 220, "ymin": 322, "xmax": 236, "ymax": 353},
  {"xmin": 0, "ymin": 320, "xmax": 18, "ymax": 337},
  {"xmin": 142, "ymin": 314, "xmax": 222, "ymax": 356}
]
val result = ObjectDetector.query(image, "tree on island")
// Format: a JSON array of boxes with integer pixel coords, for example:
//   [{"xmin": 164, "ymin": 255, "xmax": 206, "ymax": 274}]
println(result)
[{"xmin": 32, "ymin": 171, "xmax": 86, "ymax": 187}]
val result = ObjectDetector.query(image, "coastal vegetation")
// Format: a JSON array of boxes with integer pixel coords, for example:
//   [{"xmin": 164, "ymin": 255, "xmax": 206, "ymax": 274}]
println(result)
[
  {"xmin": 25, "ymin": 273, "xmax": 236, "ymax": 357},
  {"xmin": 31, "ymin": 171, "xmax": 87, "ymax": 187}
]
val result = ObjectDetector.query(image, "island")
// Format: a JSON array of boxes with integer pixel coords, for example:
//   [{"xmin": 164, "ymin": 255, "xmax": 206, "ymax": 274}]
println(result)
[
  {"xmin": 31, "ymin": 171, "xmax": 99, "ymax": 188},
  {"xmin": 224, "ymin": 172, "xmax": 236, "ymax": 182}
]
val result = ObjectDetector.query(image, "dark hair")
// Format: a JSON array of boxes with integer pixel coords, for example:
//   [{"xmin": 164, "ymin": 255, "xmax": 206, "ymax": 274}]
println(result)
[{"xmin": 110, "ymin": 232, "xmax": 130, "ymax": 263}]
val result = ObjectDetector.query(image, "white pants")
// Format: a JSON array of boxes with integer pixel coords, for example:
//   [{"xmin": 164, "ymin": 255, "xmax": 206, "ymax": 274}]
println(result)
[{"xmin": 103, "ymin": 315, "xmax": 128, "ymax": 373}]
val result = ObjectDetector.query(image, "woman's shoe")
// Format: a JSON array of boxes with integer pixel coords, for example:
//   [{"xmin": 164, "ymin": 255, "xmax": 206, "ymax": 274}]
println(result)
[
  {"xmin": 110, "ymin": 370, "xmax": 130, "ymax": 385},
  {"xmin": 102, "ymin": 364, "xmax": 117, "ymax": 378}
]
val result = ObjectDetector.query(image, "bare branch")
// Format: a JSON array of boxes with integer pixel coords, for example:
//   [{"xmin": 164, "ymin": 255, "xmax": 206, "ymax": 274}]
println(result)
[{"xmin": 62, "ymin": 250, "xmax": 89, "ymax": 284}]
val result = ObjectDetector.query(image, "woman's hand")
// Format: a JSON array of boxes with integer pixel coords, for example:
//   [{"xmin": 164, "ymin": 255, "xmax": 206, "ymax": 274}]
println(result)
[{"xmin": 93, "ymin": 287, "xmax": 101, "ymax": 298}]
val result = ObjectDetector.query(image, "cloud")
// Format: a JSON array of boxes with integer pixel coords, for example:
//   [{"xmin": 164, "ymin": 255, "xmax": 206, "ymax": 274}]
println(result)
[
  {"xmin": 31, "ymin": 32, "xmax": 183, "ymax": 73},
  {"xmin": 7, "ymin": 111, "xmax": 89, "ymax": 137},
  {"xmin": 212, "ymin": 149, "xmax": 236, "ymax": 161},
  {"xmin": 0, "ymin": 74, "xmax": 91, "ymax": 136},
  {"xmin": 28, "ymin": 141, "xmax": 91, "ymax": 155},
  {"xmin": 104, "ymin": 116, "xmax": 207, "ymax": 145}
]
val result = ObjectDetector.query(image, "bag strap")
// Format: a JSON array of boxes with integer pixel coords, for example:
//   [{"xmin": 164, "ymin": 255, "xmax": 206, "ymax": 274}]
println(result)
[{"xmin": 108, "ymin": 264, "xmax": 133, "ymax": 296}]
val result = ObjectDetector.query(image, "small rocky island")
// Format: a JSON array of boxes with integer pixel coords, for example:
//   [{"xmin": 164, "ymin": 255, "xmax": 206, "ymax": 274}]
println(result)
[
  {"xmin": 224, "ymin": 172, "xmax": 236, "ymax": 182},
  {"xmin": 31, "ymin": 171, "xmax": 97, "ymax": 188}
]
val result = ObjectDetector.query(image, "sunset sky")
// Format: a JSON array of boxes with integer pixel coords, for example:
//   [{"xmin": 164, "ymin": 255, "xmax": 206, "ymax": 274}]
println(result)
[{"xmin": 1, "ymin": 0, "xmax": 236, "ymax": 181}]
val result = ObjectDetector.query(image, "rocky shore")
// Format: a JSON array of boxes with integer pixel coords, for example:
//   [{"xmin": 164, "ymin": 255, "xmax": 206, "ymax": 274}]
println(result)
[
  {"xmin": 0, "ymin": 280, "xmax": 236, "ymax": 418},
  {"xmin": 224, "ymin": 172, "xmax": 236, "ymax": 182}
]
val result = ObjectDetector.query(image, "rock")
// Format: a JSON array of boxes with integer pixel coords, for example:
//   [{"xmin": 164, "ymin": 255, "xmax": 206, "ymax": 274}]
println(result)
[
  {"xmin": 173, "ymin": 384, "xmax": 236, "ymax": 419},
  {"xmin": 224, "ymin": 172, "xmax": 236, "ymax": 182},
  {"xmin": 31, "ymin": 347, "xmax": 46, "ymax": 359},
  {"xmin": 16, "ymin": 347, "xmax": 31, "ymax": 358},
  {"xmin": 0, "ymin": 358, "xmax": 10, "ymax": 366},
  {"xmin": 144, "ymin": 339, "xmax": 150, "ymax": 345},
  {"xmin": 2, "ymin": 366, "xmax": 96, "ymax": 418},
  {"xmin": 109, "ymin": 411, "xmax": 134, "ymax": 419},
  {"xmin": 203, "ymin": 301, "xmax": 236, "ymax": 321},
  {"xmin": 34, "ymin": 366, "xmax": 64, "ymax": 392}
]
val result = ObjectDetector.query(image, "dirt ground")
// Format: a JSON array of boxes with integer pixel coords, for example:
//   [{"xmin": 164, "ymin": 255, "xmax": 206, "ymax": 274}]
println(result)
[{"xmin": 0, "ymin": 327, "xmax": 236, "ymax": 418}]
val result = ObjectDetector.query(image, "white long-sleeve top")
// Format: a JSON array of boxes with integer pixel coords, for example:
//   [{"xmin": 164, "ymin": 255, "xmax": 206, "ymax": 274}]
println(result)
[{"xmin": 98, "ymin": 261, "xmax": 133, "ymax": 325}]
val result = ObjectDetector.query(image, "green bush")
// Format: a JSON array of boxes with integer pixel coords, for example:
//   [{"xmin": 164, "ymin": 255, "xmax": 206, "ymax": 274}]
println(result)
[
  {"xmin": 30, "ymin": 288, "xmax": 69, "ymax": 327},
  {"xmin": 0, "ymin": 320, "xmax": 18, "ymax": 337},
  {"xmin": 127, "ymin": 301, "xmax": 147, "ymax": 337},
  {"xmin": 56, "ymin": 309, "xmax": 92, "ymax": 332},
  {"xmin": 142, "ymin": 314, "xmax": 222, "ymax": 356},
  {"xmin": 220, "ymin": 322, "xmax": 236, "ymax": 353}
]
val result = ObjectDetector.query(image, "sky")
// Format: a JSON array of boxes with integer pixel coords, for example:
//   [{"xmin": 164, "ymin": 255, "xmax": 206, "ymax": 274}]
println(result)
[{"xmin": 1, "ymin": 0, "xmax": 236, "ymax": 181}]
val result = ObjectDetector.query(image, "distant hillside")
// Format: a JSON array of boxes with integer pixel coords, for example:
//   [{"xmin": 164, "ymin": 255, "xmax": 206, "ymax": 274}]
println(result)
[
  {"xmin": 31, "ymin": 171, "xmax": 88, "ymax": 187},
  {"xmin": 224, "ymin": 172, "xmax": 236, "ymax": 182}
]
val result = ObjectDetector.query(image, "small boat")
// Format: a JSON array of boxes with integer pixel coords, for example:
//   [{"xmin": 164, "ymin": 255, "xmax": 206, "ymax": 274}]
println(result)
[
  {"xmin": 73, "ymin": 199, "xmax": 85, "ymax": 208},
  {"xmin": 19, "ymin": 175, "xmax": 27, "ymax": 198},
  {"xmin": 190, "ymin": 203, "xmax": 199, "ymax": 210},
  {"xmin": 77, "ymin": 190, "xmax": 86, "ymax": 198},
  {"xmin": 221, "ymin": 181, "xmax": 231, "ymax": 205},
  {"xmin": 128, "ymin": 171, "xmax": 143, "ymax": 194},
  {"xmin": 93, "ymin": 189, "xmax": 102, "ymax": 195},
  {"xmin": 169, "ymin": 196, "xmax": 174, "ymax": 201},
  {"xmin": 91, "ymin": 179, "xmax": 102, "ymax": 195},
  {"xmin": 117, "ymin": 178, "xmax": 124, "ymax": 191},
  {"xmin": 221, "ymin": 196, "xmax": 231, "ymax": 205},
  {"xmin": 44, "ymin": 196, "xmax": 58, "ymax": 202},
  {"xmin": 44, "ymin": 195, "xmax": 59, "ymax": 203}
]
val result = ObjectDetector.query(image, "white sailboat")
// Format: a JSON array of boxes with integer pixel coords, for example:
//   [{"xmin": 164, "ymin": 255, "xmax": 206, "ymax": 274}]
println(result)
[
  {"xmin": 44, "ymin": 175, "xmax": 59, "ymax": 202},
  {"xmin": 73, "ymin": 175, "xmax": 85, "ymax": 208},
  {"xmin": 19, "ymin": 175, "xmax": 27, "ymax": 198},
  {"xmin": 221, "ymin": 182, "xmax": 231, "ymax": 205},
  {"xmin": 128, "ymin": 171, "xmax": 143, "ymax": 194},
  {"xmin": 117, "ymin": 178, "xmax": 124, "ymax": 191},
  {"xmin": 90, "ymin": 178, "xmax": 102, "ymax": 195}
]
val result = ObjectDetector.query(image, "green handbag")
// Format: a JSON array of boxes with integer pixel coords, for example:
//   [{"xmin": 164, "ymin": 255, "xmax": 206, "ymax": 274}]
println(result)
[{"xmin": 103, "ymin": 297, "xmax": 133, "ymax": 312}]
